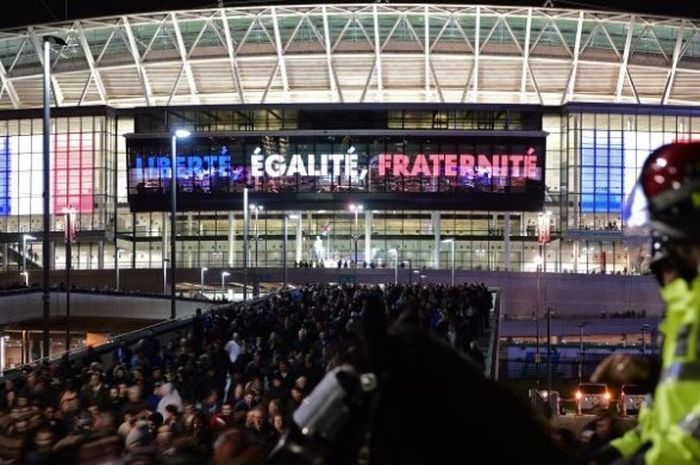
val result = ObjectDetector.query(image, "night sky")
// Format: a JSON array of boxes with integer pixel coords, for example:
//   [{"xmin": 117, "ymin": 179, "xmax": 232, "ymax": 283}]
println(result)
[{"xmin": 2, "ymin": 0, "xmax": 699, "ymax": 29}]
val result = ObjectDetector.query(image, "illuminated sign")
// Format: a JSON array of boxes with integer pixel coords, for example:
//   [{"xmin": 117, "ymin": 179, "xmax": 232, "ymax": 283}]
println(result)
[
  {"xmin": 126, "ymin": 134, "xmax": 546, "ymax": 212},
  {"xmin": 249, "ymin": 149, "xmax": 540, "ymax": 180}
]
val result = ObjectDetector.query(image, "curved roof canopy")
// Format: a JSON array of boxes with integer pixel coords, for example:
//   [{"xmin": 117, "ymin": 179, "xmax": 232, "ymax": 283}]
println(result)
[{"xmin": 0, "ymin": 3, "xmax": 698, "ymax": 109}]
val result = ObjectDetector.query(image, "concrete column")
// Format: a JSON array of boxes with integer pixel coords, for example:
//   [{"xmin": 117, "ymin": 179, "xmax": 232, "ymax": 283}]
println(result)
[
  {"xmin": 97, "ymin": 240, "xmax": 104, "ymax": 269},
  {"xmin": 504, "ymin": 213, "xmax": 511, "ymax": 271},
  {"xmin": 228, "ymin": 212, "xmax": 235, "ymax": 267},
  {"xmin": 432, "ymin": 211, "xmax": 441, "ymax": 269},
  {"xmin": 295, "ymin": 213, "xmax": 303, "ymax": 264},
  {"xmin": 364, "ymin": 210, "xmax": 372, "ymax": 266}
]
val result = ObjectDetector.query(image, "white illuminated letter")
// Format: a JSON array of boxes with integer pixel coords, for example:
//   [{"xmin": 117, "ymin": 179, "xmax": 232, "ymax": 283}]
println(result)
[
  {"xmin": 251, "ymin": 154, "xmax": 264, "ymax": 177},
  {"xmin": 287, "ymin": 154, "xmax": 308, "ymax": 177},
  {"xmin": 265, "ymin": 154, "xmax": 286, "ymax": 177}
]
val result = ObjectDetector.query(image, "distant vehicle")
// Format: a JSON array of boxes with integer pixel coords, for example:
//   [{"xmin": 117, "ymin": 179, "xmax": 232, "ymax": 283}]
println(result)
[
  {"xmin": 575, "ymin": 383, "xmax": 611, "ymax": 415},
  {"xmin": 618, "ymin": 384, "xmax": 647, "ymax": 416}
]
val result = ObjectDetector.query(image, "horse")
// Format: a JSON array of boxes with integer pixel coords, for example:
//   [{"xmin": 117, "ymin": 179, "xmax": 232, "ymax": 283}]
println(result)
[{"xmin": 267, "ymin": 290, "xmax": 579, "ymax": 465}]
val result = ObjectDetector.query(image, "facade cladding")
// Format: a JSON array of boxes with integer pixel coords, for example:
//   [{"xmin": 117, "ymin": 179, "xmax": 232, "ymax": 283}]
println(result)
[{"xmin": 0, "ymin": 4, "xmax": 699, "ymax": 273}]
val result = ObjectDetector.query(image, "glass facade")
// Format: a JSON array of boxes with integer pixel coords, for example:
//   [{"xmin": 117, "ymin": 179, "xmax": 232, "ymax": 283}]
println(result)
[{"xmin": 1, "ymin": 104, "xmax": 699, "ymax": 276}]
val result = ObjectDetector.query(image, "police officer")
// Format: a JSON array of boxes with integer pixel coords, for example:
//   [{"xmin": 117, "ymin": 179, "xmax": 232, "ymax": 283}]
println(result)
[{"xmin": 589, "ymin": 142, "xmax": 700, "ymax": 465}]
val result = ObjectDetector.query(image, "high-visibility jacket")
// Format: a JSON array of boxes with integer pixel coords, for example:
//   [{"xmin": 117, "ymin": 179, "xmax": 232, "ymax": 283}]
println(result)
[{"xmin": 611, "ymin": 276, "xmax": 700, "ymax": 464}]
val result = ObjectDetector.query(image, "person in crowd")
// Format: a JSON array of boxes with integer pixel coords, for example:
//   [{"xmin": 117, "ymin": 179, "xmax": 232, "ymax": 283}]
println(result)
[{"xmin": 156, "ymin": 383, "xmax": 182, "ymax": 419}]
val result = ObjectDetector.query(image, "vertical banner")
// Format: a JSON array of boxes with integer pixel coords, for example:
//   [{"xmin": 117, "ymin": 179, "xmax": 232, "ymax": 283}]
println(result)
[{"xmin": 0, "ymin": 137, "xmax": 9, "ymax": 216}]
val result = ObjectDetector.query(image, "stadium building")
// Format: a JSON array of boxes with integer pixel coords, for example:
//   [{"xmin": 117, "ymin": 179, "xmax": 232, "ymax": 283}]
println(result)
[{"xmin": 0, "ymin": 3, "xmax": 699, "ymax": 278}]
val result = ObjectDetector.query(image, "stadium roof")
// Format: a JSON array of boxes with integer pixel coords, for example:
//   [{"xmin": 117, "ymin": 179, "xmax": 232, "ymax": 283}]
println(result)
[{"xmin": 0, "ymin": 3, "xmax": 699, "ymax": 109}]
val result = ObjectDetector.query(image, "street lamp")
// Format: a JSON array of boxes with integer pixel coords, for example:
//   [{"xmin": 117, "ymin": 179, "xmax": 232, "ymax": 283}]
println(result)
[
  {"xmin": 285, "ymin": 214, "xmax": 299, "ymax": 288},
  {"xmin": 169, "ymin": 128, "xmax": 191, "ymax": 320},
  {"xmin": 200, "ymin": 267, "xmax": 208, "ymax": 294},
  {"xmin": 243, "ymin": 188, "xmax": 249, "ymax": 301},
  {"xmin": 22, "ymin": 234, "xmax": 36, "ymax": 272},
  {"xmin": 249, "ymin": 204, "xmax": 263, "ymax": 267},
  {"xmin": 42, "ymin": 35, "xmax": 68, "ymax": 359},
  {"xmin": 577, "ymin": 321, "xmax": 588, "ymax": 384},
  {"xmin": 388, "ymin": 248, "xmax": 399, "ymax": 284},
  {"xmin": 162, "ymin": 258, "xmax": 169, "ymax": 295},
  {"xmin": 115, "ymin": 248, "xmax": 124, "ymax": 290},
  {"xmin": 535, "ymin": 211, "xmax": 553, "ymax": 385},
  {"xmin": 441, "ymin": 238, "xmax": 456, "ymax": 286},
  {"xmin": 641, "ymin": 324, "xmax": 651, "ymax": 354},
  {"xmin": 63, "ymin": 207, "xmax": 76, "ymax": 354},
  {"xmin": 349, "ymin": 204, "xmax": 363, "ymax": 266},
  {"xmin": 221, "ymin": 271, "xmax": 230, "ymax": 300}
]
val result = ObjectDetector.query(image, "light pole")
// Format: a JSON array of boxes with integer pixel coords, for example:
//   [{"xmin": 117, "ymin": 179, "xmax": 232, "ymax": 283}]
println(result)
[
  {"xmin": 577, "ymin": 321, "xmax": 588, "ymax": 384},
  {"xmin": 63, "ymin": 206, "xmax": 76, "ymax": 354},
  {"xmin": 349, "ymin": 204, "xmax": 363, "ymax": 266},
  {"xmin": 250, "ymin": 204, "xmax": 263, "ymax": 267},
  {"xmin": 163, "ymin": 258, "xmax": 169, "ymax": 295},
  {"xmin": 42, "ymin": 35, "xmax": 67, "ymax": 359},
  {"xmin": 22, "ymin": 234, "xmax": 36, "ymax": 273},
  {"xmin": 285, "ymin": 214, "xmax": 299, "ymax": 288},
  {"xmin": 641, "ymin": 324, "xmax": 650, "ymax": 354},
  {"xmin": 115, "ymin": 248, "xmax": 124, "ymax": 290},
  {"xmin": 200, "ymin": 267, "xmax": 208, "ymax": 294},
  {"xmin": 441, "ymin": 238, "xmax": 455, "ymax": 286},
  {"xmin": 243, "ymin": 188, "xmax": 249, "ymax": 301},
  {"xmin": 221, "ymin": 271, "xmax": 230, "ymax": 301},
  {"xmin": 170, "ymin": 128, "xmax": 191, "ymax": 320},
  {"xmin": 536, "ymin": 211, "xmax": 553, "ymax": 404},
  {"xmin": 388, "ymin": 248, "xmax": 398, "ymax": 284}
]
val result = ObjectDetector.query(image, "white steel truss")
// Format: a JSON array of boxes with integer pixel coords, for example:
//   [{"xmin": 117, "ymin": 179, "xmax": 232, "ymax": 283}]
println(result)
[{"xmin": 0, "ymin": 4, "xmax": 698, "ymax": 109}]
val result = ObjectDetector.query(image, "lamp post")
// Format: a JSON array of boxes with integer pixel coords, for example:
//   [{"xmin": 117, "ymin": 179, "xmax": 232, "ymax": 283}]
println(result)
[
  {"xmin": 577, "ymin": 321, "xmax": 588, "ymax": 384},
  {"xmin": 170, "ymin": 129, "xmax": 191, "ymax": 320},
  {"xmin": 162, "ymin": 258, "xmax": 169, "ymax": 295},
  {"xmin": 441, "ymin": 238, "xmax": 455, "ymax": 286},
  {"xmin": 536, "ymin": 211, "xmax": 553, "ymax": 405},
  {"xmin": 200, "ymin": 267, "xmax": 208, "ymax": 294},
  {"xmin": 641, "ymin": 324, "xmax": 650, "ymax": 354},
  {"xmin": 285, "ymin": 214, "xmax": 299, "ymax": 288},
  {"xmin": 349, "ymin": 204, "xmax": 363, "ymax": 266},
  {"xmin": 243, "ymin": 188, "xmax": 249, "ymax": 301},
  {"xmin": 115, "ymin": 248, "xmax": 124, "ymax": 290},
  {"xmin": 388, "ymin": 248, "xmax": 398, "ymax": 284},
  {"xmin": 42, "ymin": 35, "xmax": 67, "ymax": 359},
  {"xmin": 22, "ymin": 234, "xmax": 36, "ymax": 273},
  {"xmin": 250, "ymin": 204, "xmax": 263, "ymax": 268},
  {"xmin": 221, "ymin": 271, "xmax": 230, "ymax": 301},
  {"xmin": 63, "ymin": 206, "xmax": 76, "ymax": 354}
]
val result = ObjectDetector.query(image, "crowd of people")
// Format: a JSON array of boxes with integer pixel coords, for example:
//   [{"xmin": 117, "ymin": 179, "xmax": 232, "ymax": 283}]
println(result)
[{"xmin": 0, "ymin": 282, "xmax": 492, "ymax": 465}]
